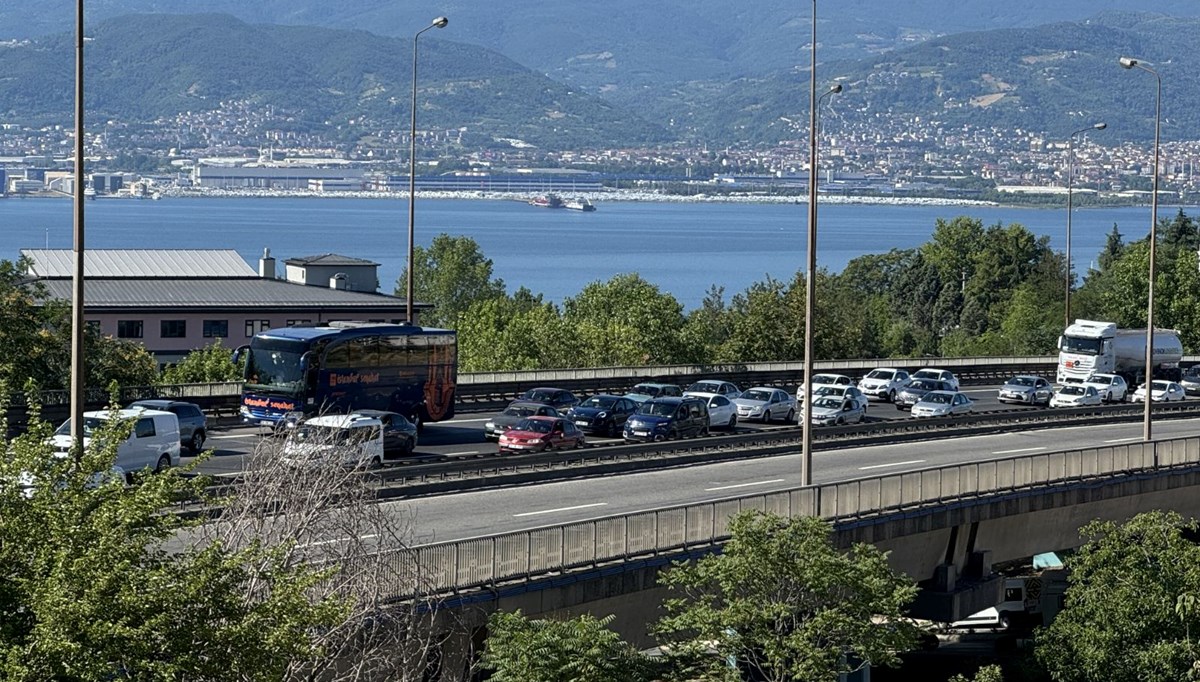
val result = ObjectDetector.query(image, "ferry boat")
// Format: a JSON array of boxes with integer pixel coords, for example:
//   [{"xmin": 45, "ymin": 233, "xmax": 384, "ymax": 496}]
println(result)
[
  {"xmin": 564, "ymin": 198, "xmax": 596, "ymax": 212},
  {"xmin": 528, "ymin": 194, "xmax": 563, "ymax": 208}
]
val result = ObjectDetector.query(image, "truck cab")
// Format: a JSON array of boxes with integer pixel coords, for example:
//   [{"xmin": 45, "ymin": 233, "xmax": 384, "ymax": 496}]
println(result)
[{"xmin": 1058, "ymin": 320, "xmax": 1115, "ymax": 384}]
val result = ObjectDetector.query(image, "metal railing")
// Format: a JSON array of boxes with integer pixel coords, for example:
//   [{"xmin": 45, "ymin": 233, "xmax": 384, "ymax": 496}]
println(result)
[{"xmin": 406, "ymin": 436, "xmax": 1200, "ymax": 595}]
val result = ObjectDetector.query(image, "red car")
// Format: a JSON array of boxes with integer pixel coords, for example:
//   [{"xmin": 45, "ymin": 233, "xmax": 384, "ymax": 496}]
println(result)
[{"xmin": 498, "ymin": 416, "xmax": 585, "ymax": 453}]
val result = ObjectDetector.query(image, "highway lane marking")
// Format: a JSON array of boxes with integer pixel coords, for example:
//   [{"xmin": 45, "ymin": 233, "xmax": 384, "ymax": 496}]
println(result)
[
  {"xmin": 1103, "ymin": 437, "xmax": 1142, "ymax": 444},
  {"xmin": 449, "ymin": 417, "xmax": 491, "ymax": 424},
  {"xmin": 445, "ymin": 450, "xmax": 481, "ymax": 456},
  {"xmin": 297, "ymin": 533, "xmax": 378, "ymax": 549},
  {"xmin": 208, "ymin": 434, "xmax": 260, "ymax": 440},
  {"xmin": 704, "ymin": 478, "xmax": 786, "ymax": 492},
  {"xmin": 992, "ymin": 446, "xmax": 1047, "ymax": 455},
  {"xmin": 859, "ymin": 459, "xmax": 926, "ymax": 470},
  {"xmin": 514, "ymin": 503, "xmax": 608, "ymax": 517}
]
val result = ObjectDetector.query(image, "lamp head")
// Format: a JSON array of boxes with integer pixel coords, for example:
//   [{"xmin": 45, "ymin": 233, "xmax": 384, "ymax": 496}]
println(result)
[
  {"xmin": 1118, "ymin": 56, "xmax": 1138, "ymax": 69},
  {"xmin": 829, "ymin": 83, "xmax": 844, "ymax": 94},
  {"xmin": 1093, "ymin": 122, "xmax": 1107, "ymax": 130},
  {"xmin": 432, "ymin": 16, "xmax": 449, "ymax": 28}
]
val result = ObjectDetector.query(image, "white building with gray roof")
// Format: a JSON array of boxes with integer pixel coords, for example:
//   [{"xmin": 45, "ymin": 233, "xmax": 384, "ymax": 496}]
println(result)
[{"xmin": 22, "ymin": 248, "xmax": 429, "ymax": 364}]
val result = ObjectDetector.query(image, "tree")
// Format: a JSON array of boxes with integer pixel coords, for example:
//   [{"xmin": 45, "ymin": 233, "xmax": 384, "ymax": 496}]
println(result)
[
  {"xmin": 481, "ymin": 611, "xmax": 659, "ymax": 682},
  {"xmin": 394, "ymin": 234, "xmax": 506, "ymax": 328},
  {"xmin": 562, "ymin": 274, "xmax": 691, "ymax": 366},
  {"xmin": 0, "ymin": 391, "xmax": 347, "ymax": 680},
  {"xmin": 654, "ymin": 511, "xmax": 921, "ymax": 682},
  {"xmin": 949, "ymin": 664, "xmax": 1004, "ymax": 682},
  {"xmin": 1035, "ymin": 511, "xmax": 1200, "ymax": 682},
  {"xmin": 160, "ymin": 340, "xmax": 243, "ymax": 384}
]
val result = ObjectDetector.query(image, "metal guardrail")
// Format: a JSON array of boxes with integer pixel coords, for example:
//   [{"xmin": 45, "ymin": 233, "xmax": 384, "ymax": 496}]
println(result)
[{"xmin": 405, "ymin": 436, "xmax": 1200, "ymax": 595}]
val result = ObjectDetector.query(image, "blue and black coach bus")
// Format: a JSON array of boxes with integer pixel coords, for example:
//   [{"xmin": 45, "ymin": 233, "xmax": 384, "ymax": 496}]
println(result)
[{"xmin": 235, "ymin": 322, "xmax": 457, "ymax": 428}]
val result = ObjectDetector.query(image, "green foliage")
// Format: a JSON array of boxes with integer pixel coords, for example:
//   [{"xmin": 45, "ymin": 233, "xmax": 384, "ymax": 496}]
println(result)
[
  {"xmin": 563, "ymin": 274, "xmax": 691, "ymax": 366},
  {"xmin": 654, "ymin": 511, "xmax": 921, "ymax": 682},
  {"xmin": 1036, "ymin": 511, "xmax": 1200, "ymax": 682},
  {"xmin": 481, "ymin": 611, "xmax": 659, "ymax": 682},
  {"xmin": 396, "ymin": 234, "xmax": 507, "ymax": 329},
  {"xmin": 950, "ymin": 664, "xmax": 1005, "ymax": 682},
  {"xmin": 0, "ymin": 390, "xmax": 347, "ymax": 680},
  {"xmin": 160, "ymin": 340, "xmax": 244, "ymax": 384}
]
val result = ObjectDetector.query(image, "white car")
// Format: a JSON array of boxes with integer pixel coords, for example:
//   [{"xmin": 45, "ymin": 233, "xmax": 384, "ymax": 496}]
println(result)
[
  {"xmin": 50, "ymin": 408, "xmax": 181, "ymax": 474},
  {"xmin": 802, "ymin": 395, "xmax": 866, "ymax": 426},
  {"xmin": 910, "ymin": 390, "xmax": 973, "ymax": 418},
  {"xmin": 1082, "ymin": 373, "xmax": 1128, "ymax": 402},
  {"xmin": 687, "ymin": 391, "xmax": 739, "ymax": 430},
  {"xmin": 1130, "ymin": 381, "xmax": 1187, "ymax": 403},
  {"xmin": 911, "ymin": 368, "xmax": 960, "ymax": 391},
  {"xmin": 858, "ymin": 368, "xmax": 911, "ymax": 402},
  {"xmin": 797, "ymin": 373, "xmax": 855, "ymax": 398},
  {"xmin": 1050, "ymin": 384, "xmax": 1102, "ymax": 408},
  {"xmin": 282, "ymin": 414, "xmax": 387, "ymax": 468},
  {"xmin": 683, "ymin": 380, "xmax": 742, "ymax": 401},
  {"xmin": 812, "ymin": 384, "xmax": 868, "ymax": 411},
  {"xmin": 733, "ymin": 387, "xmax": 796, "ymax": 423}
]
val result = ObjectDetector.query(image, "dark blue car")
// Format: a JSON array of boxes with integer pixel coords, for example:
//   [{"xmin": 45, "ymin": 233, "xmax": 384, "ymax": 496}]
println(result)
[
  {"xmin": 567, "ymin": 394, "xmax": 638, "ymax": 437},
  {"xmin": 622, "ymin": 396, "xmax": 709, "ymax": 443}
]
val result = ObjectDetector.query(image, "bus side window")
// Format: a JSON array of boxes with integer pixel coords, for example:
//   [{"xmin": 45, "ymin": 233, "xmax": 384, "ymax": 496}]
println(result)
[
  {"xmin": 380, "ymin": 335, "xmax": 407, "ymax": 366},
  {"xmin": 350, "ymin": 336, "xmax": 379, "ymax": 367},
  {"xmin": 325, "ymin": 343, "xmax": 350, "ymax": 369}
]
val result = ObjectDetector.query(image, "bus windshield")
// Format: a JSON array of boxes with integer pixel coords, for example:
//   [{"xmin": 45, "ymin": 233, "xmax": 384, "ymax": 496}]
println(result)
[{"xmin": 245, "ymin": 339, "xmax": 308, "ymax": 395}]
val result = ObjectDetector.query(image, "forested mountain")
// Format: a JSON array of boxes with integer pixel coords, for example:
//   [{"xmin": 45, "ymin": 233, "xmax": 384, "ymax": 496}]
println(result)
[
  {"xmin": 6, "ymin": 1, "xmax": 1200, "ymax": 94},
  {"xmin": 0, "ymin": 13, "xmax": 670, "ymax": 149}
]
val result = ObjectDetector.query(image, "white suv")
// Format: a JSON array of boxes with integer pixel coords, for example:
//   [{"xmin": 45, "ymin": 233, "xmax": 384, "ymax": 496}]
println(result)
[
  {"xmin": 283, "ymin": 414, "xmax": 386, "ymax": 468},
  {"xmin": 858, "ymin": 367, "xmax": 911, "ymax": 402}
]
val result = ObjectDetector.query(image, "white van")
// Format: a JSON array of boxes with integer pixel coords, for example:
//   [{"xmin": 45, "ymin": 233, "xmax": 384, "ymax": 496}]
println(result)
[
  {"xmin": 50, "ymin": 408, "xmax": 182, "ymax": 473},
  {"xmin": 282, "ymin": 414, "xmax": 386, "ymax": 468}
]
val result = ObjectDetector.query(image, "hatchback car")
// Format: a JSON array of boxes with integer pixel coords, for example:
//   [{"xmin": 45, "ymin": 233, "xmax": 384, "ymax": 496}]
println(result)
[
  {"xmin": 910, "ymin": 390, "xmax": 973, "ymax": 418},
  {"xmin": 625, "ymin": 382, "xmax": 684, "ymax": 403},
  {"xmin": 911, "ymin": 368, "xmax": 960, "ymax": 391},
  {"xmin": 520, "ymin": 387, "xmax": 580, "ymax": 413},
  {"xmin": 858, "ymin": 368, "xmax": 911, "ymax": 402},
  {"xmin": 734, "ymin": 387, "xmax": 796, "ymax": 423},
  {"xmin": 684, "ymin": 380, "xmax": 742, "ymax": 400},
  {"xmin": 1050, "ymin": 384, "xmax": 1102, "ymax": 408},
  {"xmin": 346, "ymin": 409, "xmax": 418, "ymax": 456},
  {"xmin": 1181, "ymin": 366, "xmax": 1200, "ymax": 397},
  {"xmin": 1131, "ymin": 381, "xmax": 1187, "ymax": 403},
  {"xmin": 895, "ymin": 379, "xmax": 955, "ymax": 411},
  {"xmin": 686, "ymin": 392, "xmax": 739, "ymax": 430},
  {"xmin": 623, "ymin": 396, "xmax": 709, "ymax": 443},
  {"xmin": 498, "ymin": 416, "xmax": 585, "ymax": 453},
  {"xmin": 484, "ymin": 401, "xmax": 561, "ymax": 440},
  {"xmin": 127, "ymin": 399, "xmax": 208, "ymax": 453},
  {"xmin": 997, "ymin": 376, "xmax": 1054, "ymax": 406},
  {"xmin": 802, "ymin": 395, "xmax": 866, "ymax": 426},
  {"xmin": 566, "ymin": 394, "xmax": 639, "ymax": 436},
  {"xmin": 1082, "ymin": 373, "xmax": 1128, "ymax": 402}
]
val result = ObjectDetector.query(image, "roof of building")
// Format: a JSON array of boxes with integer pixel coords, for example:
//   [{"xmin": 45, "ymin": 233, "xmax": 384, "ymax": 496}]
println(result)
[
  {"xmin": 285, "ymin": 253, "xmax": 380, "ymax": 267},
  {"xmin": 37, "ymin": 277, "xmax": 422, "ymax": 310},
  {"xmin": 22, "ymin": 249, "xmax": 256, "ymax": 278}
]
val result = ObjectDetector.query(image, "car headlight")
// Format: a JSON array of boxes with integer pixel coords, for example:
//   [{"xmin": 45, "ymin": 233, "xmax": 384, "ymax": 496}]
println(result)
[{"xmin": 485, "ymin": 422, "xmax": 495, "ymax": 429}]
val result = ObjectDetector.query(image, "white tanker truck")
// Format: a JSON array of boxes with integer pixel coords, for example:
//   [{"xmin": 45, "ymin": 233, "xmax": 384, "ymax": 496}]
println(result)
[{"xmin": 1057, "ymin": 319, "xmax": 1183, "ymax": 385}]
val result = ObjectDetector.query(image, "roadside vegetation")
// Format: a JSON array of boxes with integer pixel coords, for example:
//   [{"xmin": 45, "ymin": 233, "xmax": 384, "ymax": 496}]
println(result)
[{"xmin": 399, "ymin": 211, "xmax": 1200, "ymax": 372}]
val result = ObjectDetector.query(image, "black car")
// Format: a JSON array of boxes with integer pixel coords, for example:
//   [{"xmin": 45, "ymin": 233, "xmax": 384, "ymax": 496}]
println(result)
[
  {"xmin": 485, "ymin": 401, "xmax": 561, "ymax": 440},
  {"xmin": 520, "ymin": 387, "xmax": 580, "ymax": 413},
  {"xmin": 347, "ymin": 409, "xmax": 417, "ymax": 456},
  {"xmin": 567, "ymin": 394, "xmax": 639, "ymax": 437},
  {"xmin": 127, "ymin": 399, "xmax": 208, "ymax": 453},
  {"xmin": 623, "ymin": 396, "xmax": 710, "ymax": 443}
]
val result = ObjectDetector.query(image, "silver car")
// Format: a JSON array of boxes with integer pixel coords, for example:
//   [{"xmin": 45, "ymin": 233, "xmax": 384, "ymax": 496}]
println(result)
[
  {"xmin": 1181, "ymin": 367, "xmax": 1200, "ymax": 397},
  {"xmin": 734, "ymin": 387, "xmax": 796, "ymax": 423},
  {"xmin": 912, "ymin": 368, "xmax": 960, "ymax": 391},
  {"xmin": 803, "ymin": 395, "xmax": 865, "ymax": 426},
  {"xmin": 998, "ymin": 375, "xmax": 1053, "ymax": 406},
  {"xmin": 911, "ymin": 390, "xmax": 973, "ymax": 418},
  {"xmin": 894, "ymin": 379, "xmax": 954, "ymax": 411}
]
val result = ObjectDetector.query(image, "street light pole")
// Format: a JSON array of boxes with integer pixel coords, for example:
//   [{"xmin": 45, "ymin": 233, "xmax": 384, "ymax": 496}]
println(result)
[
  {"xmin": 1064, "ymin": 122, "xmax": 1105, "ymax": 330},
  {"xmin": 69, "ymin": 0, "xmax": 86, "ymax": 454},
  {"xmin": 406, "ymin": 16, "xmax": 448, "ymax": 324},
  {"xmin": 1119, "ymin": 56, "xmax": 1161, "ymax": 442}
]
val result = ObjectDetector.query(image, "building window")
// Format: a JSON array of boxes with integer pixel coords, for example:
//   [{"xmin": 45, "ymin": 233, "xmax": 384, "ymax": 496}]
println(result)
[
  {"xmin": 286, "ymin": 319, "xmax": 312, "ymax": 327},
  {"xmin": 203, "ymin": 320, "xmax": 228, "ymax": 338},
  {"xmin": 161, "ymin": 320, "xmax": 187, "ymax": 338},
  {"xmin": 245, "ymin": 319, "xmax": 271, "ymax": 337},
  {"xmin": 117, "ymin": 320, "xmax": 143, "ymax": 339}
]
